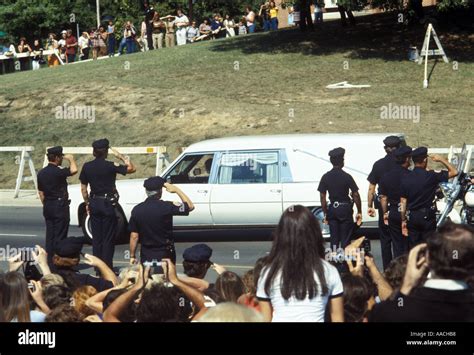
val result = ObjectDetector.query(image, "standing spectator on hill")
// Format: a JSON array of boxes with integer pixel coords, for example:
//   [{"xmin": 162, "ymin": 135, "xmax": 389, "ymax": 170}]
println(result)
[
  {"xmin": 238, "ymin": 19, "xmax": 248, "ymax": 35},
  {"xmin": 299, "ymin": 0, "xmax": 314, "ymax": 31},
  {"xmin": 269, "ymin": 1, "xmax": 279, "ymax": 30},
  {"xmin": 17, "ymin": 37, "xmax": 32, "ymax": 70},
  {"xmin": 152, "ymin": 12, "xmax": 165, "ymax": 49},
  {"xmin": 314, "ymin": 0, "xmax": 325, "ymax": 24},
  {"xmin": 65, "ymin": 30, "xmax": 78, "ymax": 63},
  {"xmin": 210, "ymin": 15, "xmax": 223, "ymax": 39},
  {"xmin": 90, "ymin": 29, "xmax": 100, "ymax": 60},
  {"xmin": 259, "ymin": 2, "xmax": 271, "ymax": 32},
  {"xmin": 164, "ymin": 16, "xmax": 176, "ymax": 47},
  {"xmin": 107, "ymin": 21, "xmax": 115, "ymax": 57},
  {"xmin": 123, "ymin": 21, "xmax": 137, "ymax": 54},
  {"xmin": 186, "ymin": 21, "xmax": 200, "ymax": 43},
  {"xmin": 196, "ymin": 19, "xmax": 212, "ymax": 41},
  {"xmin": 46, "ymin": 33, "xmax": 59, "ymax": 67},
  {"xmin": 257, "ymin": 205, "xmax": 344, "ymax": 322},
  {"xmin": 144, "ymin": 2, "xmax": 156, "ymax": 50},
  {"xmin": 57, "ymin": 31, "xmax": 67, "ymax": 63},
  {"xmin": 98, "ymin": 26, "xmax": 108, "ymax": 57},
  {"xmin": 223, "ymin": 15, "xmax": 236, "ymax": 37},
  {"xmin": 174, "ymin": 9, "xmax": 190, "ymax": 46},
  {"xmin": 245, "ymin": 6, "xmax": 257, "ymax": 33},
  {"xmin": 31, "ymin": 39, "xmax": 44, "ymax": 70},
  {"xmin": 139, "ymin": 20, "xmax": 148, "ymax": 51},
  {"xmin": 337, "ymin": 0, "xmax": 356, "ymax": 26},
  {"xmin": 78, "ymin": 32, "xmax": 90, "ymax": 60},
  {"xmin": 369, "ymin": 223, "xmax": 474, "ymax": 322}
]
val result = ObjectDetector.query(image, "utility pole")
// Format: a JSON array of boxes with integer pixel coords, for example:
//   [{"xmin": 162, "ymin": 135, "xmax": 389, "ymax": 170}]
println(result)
[{"xmin": 96, "ymin": 0, "xmax": 101, "ymax": 28}]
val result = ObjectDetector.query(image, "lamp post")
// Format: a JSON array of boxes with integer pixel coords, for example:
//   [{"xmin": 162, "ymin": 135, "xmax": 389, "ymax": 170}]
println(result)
[{"xmin": 96, "ymin": 0, "xmax": 101, "ymax": 28}]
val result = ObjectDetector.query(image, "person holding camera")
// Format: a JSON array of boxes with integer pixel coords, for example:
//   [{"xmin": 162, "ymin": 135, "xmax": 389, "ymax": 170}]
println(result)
[
  {"xmin": 129, "ymin": 176, "xmax": 195, "ymax": 265},
  {"xmin": 37, "ymin": 146, "xmax": 78, "ymax": 269},
  {"xmin": 79, "ymin": 139, "xmax": 136, "ymax": 270}
]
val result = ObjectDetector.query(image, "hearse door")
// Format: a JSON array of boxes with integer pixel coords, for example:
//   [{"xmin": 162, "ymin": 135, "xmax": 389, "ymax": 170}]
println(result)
[
  {"xmin": 210, "ymin": 150, "xmax": 283, "ymax": 226},
  {"xmin": 162, "ymin": 153, "xmax": 215, "ymax": 227}
]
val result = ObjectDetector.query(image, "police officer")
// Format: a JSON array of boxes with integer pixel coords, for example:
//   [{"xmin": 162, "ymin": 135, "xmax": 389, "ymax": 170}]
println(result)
[
  {"xmin": 129, "ymin": 176, "xmax": 195, "ymax": 265},
  {"xmin": 79, "ymin": 139, "xmax": 136, "ymax": 269},
  {"xmin": 318, "ymin": 147, "xmax": 362, "ymax": 250},
  {"xmin": 367, "ymin": 135, "xmax": 401, "ymax": 269},
  {"xmin": 37, "ymin": 146, "xmax": 78, "ymax": 269},
  {"xmin": 379, "ymin": 146, "xmax": 412, "ymax": 260},
  {"xmin": 400, "ymin": 147, "xmax": 458, "ymax": 248}
]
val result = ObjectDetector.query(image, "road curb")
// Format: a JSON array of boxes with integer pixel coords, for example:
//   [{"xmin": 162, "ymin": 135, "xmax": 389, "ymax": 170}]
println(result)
[{"xmin": 0, "ymin": 189, "xmax": 42, "ymax": 207}]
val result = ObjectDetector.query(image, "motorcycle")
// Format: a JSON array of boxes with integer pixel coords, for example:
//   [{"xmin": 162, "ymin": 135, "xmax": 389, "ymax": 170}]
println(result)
[{"xmin": 436, "ymin": 144, "xmax": 474, "ymax": 227}]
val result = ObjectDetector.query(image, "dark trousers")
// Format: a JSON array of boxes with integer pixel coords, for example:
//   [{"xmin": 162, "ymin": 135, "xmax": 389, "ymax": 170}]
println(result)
[
  {"xmin": 299, "ymin": 5, "xmax": 314, "ymax": 32},
  {"xmin": 43, "ymin": 199, "xmax": 70, "ymax": 269},
  {"xmin": 67, "ymin": 53, "xmax": 76, "ymax": 63},
  {"xmin": 328, "ymin": 204, "xmax": 354, "ymax": 250},
  {"xmin": 108, "ymin": 36, "xmax": 115, "ymax": 56},
  {"xmin": 141, "ymin": 245, "xmax": 176, "ymax": 264},
  {"xmin": 81, "ymin": 48, "xmax": 90, "ymax": 60},
  {"xmin": 407, "ymin": 209, "xmax": 436, "ymax": 249},
  {"xmin": 378, "ymin": 205, "xmax": 393, "ymax": 270},
  {"xmin": 338, "ymin": 6, "xmax": 356, "ymax": 26},
  {"xmin": 146, "ymin": 25, "xmax": 154, "ymax": 50},
  {"xmin": 126, "ymin": 38, "xmax": 135, "ymax": 54},
  {"xmin": 89, "ymin": 198, "xmax": 117, "ymax": 269},
  {"xmin": 388, "ymin": 206, "xmax": 409, "ymax": 259}
]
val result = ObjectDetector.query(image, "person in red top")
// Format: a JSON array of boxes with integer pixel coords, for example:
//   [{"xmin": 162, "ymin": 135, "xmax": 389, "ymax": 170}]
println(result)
[{"xmin": 65, "ymin": 29, "xmax": 78, "ymax": 63}]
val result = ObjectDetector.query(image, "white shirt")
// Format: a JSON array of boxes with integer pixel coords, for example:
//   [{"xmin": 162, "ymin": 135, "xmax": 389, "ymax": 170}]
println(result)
[
  {"xmin": 257, "ymin": 259, "xmax": 343, "ymax": 322},
  {"xmin": 424, "ymin": 279, "xmax": 469, "ymax": 291},
  {"xmin": 174, "ymin": 15, "xmax": 189, "ymax": 30},
  {"xmin": 78, "ymin": 36, "xmax": 89, "ymax": 49}
]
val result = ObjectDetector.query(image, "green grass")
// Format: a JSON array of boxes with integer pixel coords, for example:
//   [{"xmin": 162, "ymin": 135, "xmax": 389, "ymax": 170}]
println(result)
[{"xmin": 0, "ymin": 11, "xmax": 473, "ymax": 188}]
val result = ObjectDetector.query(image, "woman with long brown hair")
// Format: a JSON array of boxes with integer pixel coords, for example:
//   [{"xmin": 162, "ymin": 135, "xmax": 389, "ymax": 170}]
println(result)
[
  {"xmin": 257, "ymin": 205, "xmax": 344, "ymax": 322},
  {"xmin": 1, "ymin": 272, "xmax": 36, "ymax": 322}
]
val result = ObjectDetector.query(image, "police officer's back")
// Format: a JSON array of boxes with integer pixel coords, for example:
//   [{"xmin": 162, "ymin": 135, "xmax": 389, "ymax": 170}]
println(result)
[
  {"xmin": 379, "ymin": 146, "xmax": 412, "ymax": 258},
  {"xmin": 400, "ymin": 147, "xmax": 458, "ymax": 247},
  {"xmin": 129, "ymin": 176, "xmax": 195, "ymax": 265},
  {"xmin": 318, "ymin": 147, "xmax": 362, "ymax": 250},
  {"xmin": 37, "ymin": 146, "xmax": 78, "ymax": 268},
  {"xmin": 367, "ymin": 135, "xmax": 401, "ymax": 269},
  {"xmin": 79, "ymin": 138, "xmax": 136, "ymax": 269}
]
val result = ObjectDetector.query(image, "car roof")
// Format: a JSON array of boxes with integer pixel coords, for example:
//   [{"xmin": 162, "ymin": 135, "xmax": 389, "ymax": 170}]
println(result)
[{"xmin": 185, "ymin": 133, "xmax": 404, "ymax": 153}]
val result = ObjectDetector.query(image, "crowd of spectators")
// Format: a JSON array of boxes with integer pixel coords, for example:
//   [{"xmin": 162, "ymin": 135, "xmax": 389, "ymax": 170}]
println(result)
[{"xmin": 1, "ymin": 206, "xmax": 472, "ymax": 323}]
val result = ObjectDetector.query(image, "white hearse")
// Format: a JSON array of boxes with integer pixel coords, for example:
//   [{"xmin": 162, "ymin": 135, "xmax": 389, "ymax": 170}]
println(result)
[{"xmin": 68, "ymin": 133, "xmax": 405, "ymax": 241}]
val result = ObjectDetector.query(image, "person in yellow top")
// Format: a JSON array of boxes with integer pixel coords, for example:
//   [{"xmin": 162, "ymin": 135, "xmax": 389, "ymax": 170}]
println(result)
[{"xmin": 269, "ymin": 1, "xmax": 279, "ymax": 30}]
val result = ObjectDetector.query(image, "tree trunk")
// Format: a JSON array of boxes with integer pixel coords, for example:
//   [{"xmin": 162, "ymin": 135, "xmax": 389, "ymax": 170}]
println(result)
[{"xmin": 188, "ymin": 0, "xmax": 194, "ymax": 21}]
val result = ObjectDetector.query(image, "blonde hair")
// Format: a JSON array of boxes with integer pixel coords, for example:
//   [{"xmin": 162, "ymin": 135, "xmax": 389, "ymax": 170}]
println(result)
[
  {"xmin": 40, "ymin": 273, "xmax": 65, "ymax": 288},
  {"xmin": 72, "ymin": 286, "xmax": 98, "ymax": 318},
  {"xmin": 197, "ymin": 302, "xmax": 264, "ymax": 322}
]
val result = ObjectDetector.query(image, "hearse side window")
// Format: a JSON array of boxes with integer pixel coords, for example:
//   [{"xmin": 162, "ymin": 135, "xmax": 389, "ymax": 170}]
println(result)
[
  {"xmin": 217, "ymin": 152, "xmax": 279, "ymax": 184},
  {"xmin": 167, "ymin": 154, "xmax": 214, "ymax": 184}
]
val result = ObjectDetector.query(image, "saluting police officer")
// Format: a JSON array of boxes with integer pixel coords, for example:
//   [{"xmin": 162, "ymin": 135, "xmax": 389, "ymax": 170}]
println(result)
[
  {"xmin": 400, "ymin": 147, "xmax": 458, "ymax": 248},
  {"xmin": 37, "ymin": 146, "xmax": 78, "ymax": 269},
  {"xmin": 379, "ymin": 146, "xmax": 412, "ymax": 260},
  {"xmin": 318, "ymin": 147, "xmax": 362, "ymax": 251},
  {"xmin": 79, "ymin": 139, "xmax": 136, "ymax": 269},
  {"xmin": 128, "ymin": 176, "xmax": 195, "ymax": 265},
  {"xmin": 367, "ymin": 135, "xmax": 401, "ymax": 269}
]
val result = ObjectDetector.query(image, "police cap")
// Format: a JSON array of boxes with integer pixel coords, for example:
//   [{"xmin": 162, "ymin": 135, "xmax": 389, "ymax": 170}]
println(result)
[
  {"xmin": 47, "ymin": 146, "xmax": 63, "ymax": 156},
  {"xmin": 183, "ymin": 244, "xmax": 213, "ymax": 263},
  {"xmin": 412, "ymin": 147, "xmax": 428, "ymax": 159},
  {"xmin": 393, "ymin": 145, "xmax": 412, "ymax": 158},
  {"xmin": 55, "ymin": 237, "xmax": 85, "ymax": 258},
  {"xmin": 328, "ymin": 147, "xmax": 345, "ymax": 158},
  {"xmin": 383, "ymin": 136, "xmax": 402, "ymax": 148},
  {"xmin": 92, "ymin": 138, "xmax": 110, "ymax": 149},
  {"xmin": 143, "ymin": 176, "xmax": 166, "ymax": 191}
]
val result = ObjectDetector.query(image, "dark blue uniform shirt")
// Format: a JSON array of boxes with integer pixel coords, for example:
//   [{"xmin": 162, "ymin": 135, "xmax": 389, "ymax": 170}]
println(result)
[
  {"xmin": 379, "ymin": 165, "xmax": 411, "ymax": 205},
  {"xmin": 318, "ymin": 167, "xmax": 359, "ymax": 203},
  {"xmin": 129, "ymin": 197, "xmax": 190, "ymax": 249},
  {"xmin": 37, "ymin": 164, "xmax": 72, "ymax": 199},
  {"xmin": 400, "ymin": 167, "xmax": 449, "ymax": 210},
  {"xmin": 367, "ymin": 154, "xmax": 398, "ymax": 193},
  {"xmin": 79, "ymin": 158, "xmax": 127, "ymax": 195}
]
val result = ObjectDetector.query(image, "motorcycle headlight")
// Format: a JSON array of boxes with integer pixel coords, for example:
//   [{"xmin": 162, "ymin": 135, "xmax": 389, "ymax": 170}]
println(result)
[
  {"xmin": 439, "ymin": 182, "xmax": 455, "ymax": 198},
  {"xmin": 465, "ymin": 187, "xmax": 474, "ymax": 208}
]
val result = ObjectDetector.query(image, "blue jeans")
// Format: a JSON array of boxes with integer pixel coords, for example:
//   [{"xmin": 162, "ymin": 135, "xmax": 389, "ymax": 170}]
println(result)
[
  {"xmin": 263, "ymin": 20, "xmax": 271, "ymax": 32},
  {"xmin": 118, "ymin": 37, "xmax": 126, "ymax": 54},
  {"xmin": 315, "ymin": 12, "xmax": 323, "ymax": 23},
  {"xmin": 270, "ymin": 18, "xmax": 279, "ymax": 30},
  {"xmin": 108, "ymin": 36, "xmax": 115, "ymax": 56},
  {"xmin": 248, "ymin": 24, "xmax": 256, "ymax": 33},
  {"xmin": 126, "ymin": 38, "xmax": 135, "ymax": 54}
]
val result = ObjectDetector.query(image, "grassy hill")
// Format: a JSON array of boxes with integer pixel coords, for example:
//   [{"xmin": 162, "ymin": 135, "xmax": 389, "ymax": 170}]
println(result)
[{"xmin": 1, "ymin": 12, "xmax": 473, "ymax": 188}]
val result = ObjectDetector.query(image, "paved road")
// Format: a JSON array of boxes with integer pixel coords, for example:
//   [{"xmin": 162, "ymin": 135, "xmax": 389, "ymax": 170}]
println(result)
[{"xmin": 0, "ymin": 206, "xmax": 384, "ymax": 282}]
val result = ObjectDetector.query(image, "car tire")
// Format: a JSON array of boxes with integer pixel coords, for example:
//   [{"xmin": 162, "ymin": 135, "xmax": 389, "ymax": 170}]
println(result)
[{"xmin": 80, "ymin": 209, "xmax": 128, "ymax": 245}]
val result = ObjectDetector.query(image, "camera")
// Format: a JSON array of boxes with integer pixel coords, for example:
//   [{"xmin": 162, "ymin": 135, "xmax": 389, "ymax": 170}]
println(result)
[
  {"xmin": 143, "ymin": 259, "xmax": 163, "ymax": 275},
  {"xmin": 362, "ymin": 238, "xmax": 371, "ymax": 255},
  {"xmin": 28, "ymin": 282, "xmax": 36, "ymax": 293}
]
